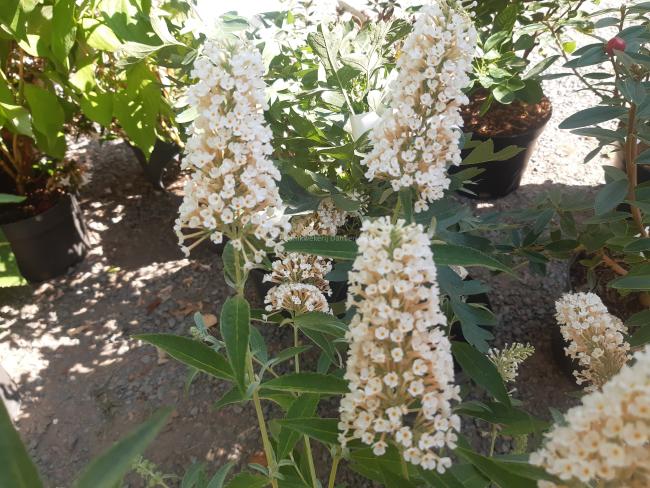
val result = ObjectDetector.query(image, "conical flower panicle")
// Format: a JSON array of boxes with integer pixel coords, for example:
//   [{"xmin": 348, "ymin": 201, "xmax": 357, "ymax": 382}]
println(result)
[
  {"xmin": 555, "ymin": 292, "xmax": 630, "ymax": 391},
  {"xmin": 361, "ymin": 0, "xmax": 477, "ymax": 212},
  {"xmin": 531, "ymin": 346, "xmax": 650, "ymax": 487},
  {"xmin": 174, "ymin": 37, "xmax": 289, "ymax": 265},
  {"xmin": 339, "ymin": 217, "xmax": 460, "ymax": 472}
]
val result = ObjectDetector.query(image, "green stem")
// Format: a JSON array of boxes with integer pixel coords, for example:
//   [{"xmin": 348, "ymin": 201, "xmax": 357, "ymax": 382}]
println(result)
[
  {"xmin": 488, "ymin": 425, "xmax": 498, "ymax": 457},
  {"xmin": 392, "ymin": 197, "xmax": 402, "ymax": 225},
  {"xmin": 328, "ymin": 454, "xmax": 341, "ymax": 488},
  {"xmin": 293, "ymin": 324, "xmax": 300, "ymax": 373},
  {"xmin": 293, "ymin": 321, "xmax": 318, "ymax": 487},
  {"xmin": 624, "ymin": 103, "xmax": 648, "ymax": 237},
  {"xmin": 248, "ymin": 355, "xmax": 279, "ymax": 488},
  {"xmin": 304, "ymin": 437, "xmax": 318, "ymax": 488},
  {"xmin": 400, "ymin": 456, "xmax": 409, "ymax": 480}
]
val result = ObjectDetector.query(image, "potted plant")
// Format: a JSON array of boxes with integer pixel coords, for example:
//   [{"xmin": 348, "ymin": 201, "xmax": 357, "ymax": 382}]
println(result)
[
  {"xmin": 80, "ymin": 0, "xmax": 196, "ymax": 190},
  {"xmin": 450, "ymin": 0, "xmax": 589, "ymax": 199},
  {"xmin": 0, "ymin": 1, "xmax": 102, "ymax": 282},
  {"xmin": 500, "ymin": 3, "xmax": 650, "ymax": 375},
  {"xmin": 556, "ymin": 1, "xmax": 650, "ymax": 311}
]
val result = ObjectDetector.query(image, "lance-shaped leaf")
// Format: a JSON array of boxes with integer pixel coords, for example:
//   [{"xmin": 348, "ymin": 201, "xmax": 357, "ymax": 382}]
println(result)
[
  {"xmin": 262, "ymin": 373, "xmax": 348, "ymax": 394},
  {"xmin": 74, "ymin": 408, "xmax": 172, "ymax": 488},
  {"xmin": 220, "ymin": 296, "xmax": 251, "ymax": 392},
  {"xmin": 136, "ymin": 334, "xmax": 233, "ymax": 381},
  {"xmin": 452, "ymin": 342, "xmax": 511, "ymax": 407},
  {"xmin": 0, "ymin": 399, "xmax": 43, "ymax": 488}
]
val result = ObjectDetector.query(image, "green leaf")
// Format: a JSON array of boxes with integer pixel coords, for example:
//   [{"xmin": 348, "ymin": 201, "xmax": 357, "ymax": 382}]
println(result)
[
  {"xmin": 0, "ymin": 193, "xmax": 25, "ymax": 203},
  {"xmin": 80, "ymin": 91, "xmax": 113, "ymax": 127},
  {"xmin": 562, "ymin": 41, "xmax": 577, "ymax": 53},
  {"xmin": 609, "ymin": 265, "xmax": 650, "ymax": 291},
  {"xmin": 262, "ymin": 373, "xmax": 348, "ymax": 394},
  {"xmin": 454, "ymin": 448, "xmax": 536, "ymax": 488},
  {"xmin": 276, "ymin": 418, "xmax": 339, "ymax": 445},
  {"xmin": 113, "ymin": 72, "xmax": 157, "ymax": 158},
  {"xmin": 220, "ymin": 296, "xmax": 251, "ymax": 392},
  {"xmin": 461, "ymin": 139, "xmax": 522, "ymax": 165},
  {"xmin": 626, "ymin": 310, "xmax": 650, "ymax": 328},
  {"xmin": 23, "ymin": 84, "xmax": 65, "ymax": 158},
  {"xmin": 294, "ymin": 312, "xmax": 346, "ymax": 337},
  {"xmin": 431, "ymin": 244, "xmax": 514, "ymax": 275},
  {"xmin": 0, "ymin": 398, "xmax": 43, "ymax": 488},
  {"xmin": 594, "ymin": 179, "xmax": 629, "ymax": 215},
  {"xmin": 624, "ymin": 238, "xmax": 650, "ymax": 252},
  {"xmin": 84, "ymin": 20, "xmax": 122, "ymax": 51},
  {"xmin": 451, "ymin": 300, "xmax": 494, "ymax": 352},
  {"xmin": 51, "ymin": 0, "xmax": 76, "ymax": 69},
  {"xmin": 206, "ymin": 462, "xmax": 235, "ymax": 488},
  {"xmin": 0, "ymin": 103, "xmax": 33, "ymax": 137},
  {"xmin": 283, "ymin": 237, "xmax": 358, "ymax": 260},
  {"xmin": 277, "ymin": 394, "xmax": 319, "ymax": 459},
  {"xmin": 420, "ymin": 469, "xmax": 466, "ymax": 488},
  {"xmin": 452, "ymin": 342, "xmax": 511, "ymax": 407},
  {"xmin": 456, "ymin": 402, "xmax": 548, "ymax": 435},
  {"xmin": 181, "ymin": 463, "xmax": 205, "ymax": 488},
  {"xmin": 559, "ymin": 106, "xmax": 627, "ymax": 130},
  {"xmin": 135, "ymin": 334, "xmax": 233, "ymax": 381},
  {"xmin": 522, "ymin": 55, "xmax": 560, "ymax": 80},
  {"xmin": 629, "ymin": 327, "xmax": 650, "ymax": 347},
  {"xmin": 223, "ymin": 472, "xmax": 269, "ymax": 488},
  {"xmin": 74, "ymin": 408, "xmax": 172, "ymax": 488}
]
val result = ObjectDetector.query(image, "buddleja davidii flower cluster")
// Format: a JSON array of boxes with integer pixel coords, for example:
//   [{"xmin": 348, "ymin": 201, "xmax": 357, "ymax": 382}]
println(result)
[
  {"xmin": 488, "ymin": 343, "xmax": 535, "ymax": 384},
  {"xmin": 361, "ymin": 0, "xmax": 476, "ymax": 213},
  {"xmin": 555, "ymin": 292, "xmax": 630, "ymax": 391},
  {"xmin": 339, "ymin": 217, "xmax": 460, "ymax": 472},
  {"xmin": 263, "ymin": 201, "xmax": 345, "ymax": 315},
  {"xmin": 174, "ymin": 37, "xmax": 289, "ymax": 265},
  {"xmin": 531, "ymin": 346, "xmax": 650, "ymax": 488}
]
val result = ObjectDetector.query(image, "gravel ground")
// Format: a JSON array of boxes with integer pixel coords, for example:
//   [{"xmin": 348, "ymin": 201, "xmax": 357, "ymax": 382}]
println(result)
[{"xmin": 0, "ymin": 12, "xmax": 621, "ymax": 487}]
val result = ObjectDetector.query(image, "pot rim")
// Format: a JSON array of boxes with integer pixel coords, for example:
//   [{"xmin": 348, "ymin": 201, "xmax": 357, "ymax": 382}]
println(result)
[
  {"xmin": 1, "ymin": 192, "xmax": 74, "ymax": 231},
  {"xmin": 465, "ymin": 97, "xmax": 554, "ymax": 141}
]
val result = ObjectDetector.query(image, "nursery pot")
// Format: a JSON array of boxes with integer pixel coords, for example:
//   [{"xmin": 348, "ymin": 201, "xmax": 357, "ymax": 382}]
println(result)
[
  {"xmin": 130, "ymin": 138, "xmax": 181, "ymax": 190},
  {"xmin": 1, "ymin": 194, "xmax": 89, "ymax": 282},
  {"xmin": 457, "ymin": 115, "xmax": 551, "ymax": 199},
  {"xmin": 452, "ymin": 96, "xmax": 552, "ymax": 199}
]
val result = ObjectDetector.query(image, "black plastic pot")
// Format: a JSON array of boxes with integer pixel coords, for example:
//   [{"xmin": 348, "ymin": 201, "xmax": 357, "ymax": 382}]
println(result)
[
  {"xmin": 452, "ymin": 109, "xmax": 552, "ymax": 199},
  {"xmin": 1, "ymin": 194, "xmax": 89, "ymax": 282},
  {"xmin": 130, "ymin": 139, "xmax": 181, "ymax": 190}
]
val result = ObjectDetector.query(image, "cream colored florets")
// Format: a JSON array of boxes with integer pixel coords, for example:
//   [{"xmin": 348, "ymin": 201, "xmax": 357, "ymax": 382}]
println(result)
[
  {"xmin": 264, "ymin": 282, "xmax": 330, "ymax": 314},
  {"xmin": 290, "ymin": 198, "xmax": 349, "ymax": 238},
  {"xmin": 338, "ymin": 217, "xmax": 460, "ymax": 472},
  {"xmin": 555, "ymin": 292, "xmax": 630, "ymax": 391},
  {"xmin": 488, "ymin": 343, "xmax": 535, "ymax": 384},
  {"xmin": 531, "ymin": 346, "xmax": 650, "ymax": 487},
  {"xmin": 174, "ymin": 37, "xmax": 289, "ymax": 264},
  {"xmin": 361, "ymin": 0, "xmax": 476, "ymax": 213},
  {"xmin": 263, "ymin": 205, "xmax": 340, "ymax": 315}
]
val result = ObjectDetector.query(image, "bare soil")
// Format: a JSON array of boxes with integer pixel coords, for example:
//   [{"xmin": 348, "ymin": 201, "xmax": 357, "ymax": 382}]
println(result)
[{"xmin": 462, "ymin": 91, "xmax": 553, "ymax": 138}]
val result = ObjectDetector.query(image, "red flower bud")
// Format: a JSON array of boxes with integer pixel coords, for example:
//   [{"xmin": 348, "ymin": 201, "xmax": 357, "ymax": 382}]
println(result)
[{"xmin": 605, "ymin": 37, "xmax": 626, "ymax": 56}]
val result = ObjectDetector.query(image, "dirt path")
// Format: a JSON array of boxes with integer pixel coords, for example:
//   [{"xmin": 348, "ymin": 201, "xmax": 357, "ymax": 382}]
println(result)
[{"xmin": 0, "ymin": 140, "xmax": 273, "ymax": 486}]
